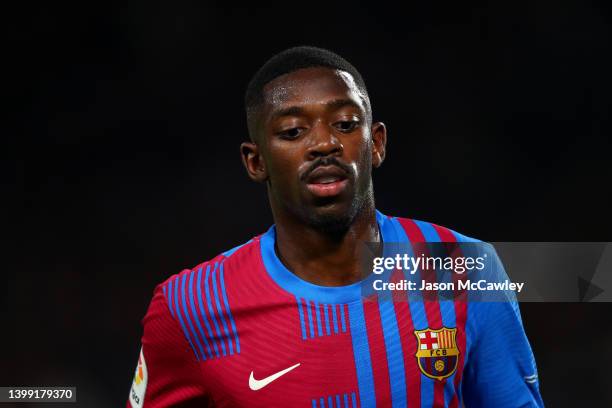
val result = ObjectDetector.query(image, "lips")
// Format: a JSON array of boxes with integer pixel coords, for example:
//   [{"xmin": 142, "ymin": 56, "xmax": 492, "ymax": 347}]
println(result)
[{"xmin": 304, "ymin": 165, "xmax": 349, "ymax": 197}]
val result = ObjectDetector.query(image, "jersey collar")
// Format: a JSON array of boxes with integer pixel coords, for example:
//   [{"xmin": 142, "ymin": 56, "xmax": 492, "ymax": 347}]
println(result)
[{"xmin": 259, "ymin": 209, "xmax": 401, "ymax": 304}]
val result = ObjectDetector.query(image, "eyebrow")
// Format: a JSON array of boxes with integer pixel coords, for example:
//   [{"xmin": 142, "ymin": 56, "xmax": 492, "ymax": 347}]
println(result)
[{"xmin": 269, "ymin": 98, "xmax": 363, "ymax": 121}]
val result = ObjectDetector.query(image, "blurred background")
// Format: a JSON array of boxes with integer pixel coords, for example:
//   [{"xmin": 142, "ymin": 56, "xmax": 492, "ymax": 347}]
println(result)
[{"xmin": 4, "ymin": 0, "xmax": 612, "ymax": 406}]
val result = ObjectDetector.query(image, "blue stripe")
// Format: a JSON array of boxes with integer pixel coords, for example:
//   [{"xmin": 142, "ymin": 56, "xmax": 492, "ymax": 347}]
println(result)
[
  {"xmin": 173, "ymin": 276, "xmax": 199, "ymax": 361},
  {"xmin": 332, "ymin": 304, "xmax": 339, "ymax": 334},
  {"xmin": 447, "ymin": 228, "xmax": 475, "ymax": 405},
  {"xmin": 212, "ymin": 265, "xmax": 234, "ymax": 355},
  {"xmin": 335, "ymin": 395, "xmax": 341, "ymax": 408},
  {"xmin": 197, "ymin": 266, "xmax": 220, "ymax": 357},
  {"xmin": 167, "ymin": 279, "xmax": 175, "ymax": 318},
  {"xmin": 205, "ymin": 263, "xmax": 227, "ymax": 356},
  {"xmin": 351, "ymin": 392, "xmax": 357, "ymax": 408},
  {"xmin": 312, "ymin": 399, "xmax": 317, "ymax": 408},
  {"xmin": 323, "ymin": 304, "xmax": 331, "ymax": 335},
  {"xmin": 340, "ymin": 304, "xmax": 347, "ymax": 332},
  {"xmin": 419, "ymin": 221, "xmax": 463, "ymax": 406},
  {"xmin": 348, "ymin": 302, "xmax": 376, "ymax": 407},
  {"xmin": 343, "ymin": 394, "xmax": 349, "ymax": 408},
  {"xmin": 390, "ymin": 218, "xmax": 435, "ymax": 408},
  {"xmin": 297, "ymin": 297, "xmax": 307, "ymax": 340},
  {"xmin": 415, "ymin": 299, "xmax": 435, "ymax": 408},
  {"xmin": 305, "ymin": 299, "xmax": 315, "ymax": 338},
  {"xmin": 320, "ymin": 397, "xmax": 325, "ymax": 408},
  {"xmin": 328, "ymin": 396, "xmax": 333, "ymax": 408},
  {"xmin": 219, "ymin": 262, "xmax": 240, "ymax": 354},
  {"xmin": 181, "ymin": 274, "xmax": 206, "ymax": 360},
  {"xmin": 378, "ymin": 296, "xmax": 407, "ymax": 408},
  {"xmin": 439, "ymin": 299, "xmax": 458, "ymax": 405},
  {"xmin": 188, "ymin": 269, "xmax": 213, "ymax": 359},
  {"xmin": 315, "ymin": 302, "xmax": 323, "ymax": 336},
  {"xmin": 413, "ymin": 219, "xmax": 439, "ymax": 242}
]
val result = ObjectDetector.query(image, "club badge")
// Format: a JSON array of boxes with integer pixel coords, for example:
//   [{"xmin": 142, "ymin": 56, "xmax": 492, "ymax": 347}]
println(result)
[{"xmin": 414, "ymin": 327, "xmax": 459, "ymax": 381}]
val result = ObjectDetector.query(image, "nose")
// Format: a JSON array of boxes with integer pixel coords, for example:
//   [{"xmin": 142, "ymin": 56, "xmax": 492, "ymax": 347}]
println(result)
[{"xmin": 305, "ymin": 122, "xmax": 343, "ymax": 160}]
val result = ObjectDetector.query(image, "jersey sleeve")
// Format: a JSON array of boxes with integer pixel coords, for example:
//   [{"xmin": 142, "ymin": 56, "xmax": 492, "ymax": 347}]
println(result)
[
  {"xmin": 461, "ymin": 249, "xmax": 544, "ymax": 407},
  {"xmin": 127, "ymin": 276, "xmax": 210, "ymax": 408}
]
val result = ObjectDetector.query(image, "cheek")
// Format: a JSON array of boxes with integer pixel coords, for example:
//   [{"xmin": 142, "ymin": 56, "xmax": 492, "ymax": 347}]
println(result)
[
  {"xmin": 265, "ymin": 144, "xmax": 302, "ymax": 189},
  {"xmin": 348, "ymin": 134, "xmax": 373, "ymax": 174}
]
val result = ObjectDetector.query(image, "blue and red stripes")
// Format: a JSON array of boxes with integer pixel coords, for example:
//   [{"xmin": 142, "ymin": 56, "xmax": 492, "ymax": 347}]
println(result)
[
  {"xmin": 162, "ymin": 260, "xmax": 240, "ymax": 361},
  {"xmin": 296, "ymin": 298, "xmax": 348, "ymax": 340},
  {"xmin": 348, "ymin": 301, "xmax": 376, "ymax": 407},
  {"xmin": 220, "ymin": 262, "xmax": 241, "ymax": 353},
  {"xmin": 340, "ymin": 213, "xmax": 467, "ymax": 408},
  {"xmin": 368, "ymin": 215, "xmax": 471, "ymax": 408},
  {"xmin": 431, "ymin": 223, "xmax": 469, "ymax": 408},
  {"xmin": 363, "ymin": 297, "xmax": 393, "ymax": 407},
  {"xmin": 409, "ymin": 219, "xmax": 451, "ymax": 407},
  {"xmin": 312, "ymin": 392, "xmax": 357, "ymax": 408}
]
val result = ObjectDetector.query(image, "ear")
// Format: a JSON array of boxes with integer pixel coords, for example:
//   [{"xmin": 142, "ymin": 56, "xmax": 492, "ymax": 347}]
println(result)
[
  {"xmin": 371, "ymin": 122, "xmax": 387, "ymax": 168},
  {"xmin": 240, "ymin": 141, "xmax": 268, "ymax": 183}
]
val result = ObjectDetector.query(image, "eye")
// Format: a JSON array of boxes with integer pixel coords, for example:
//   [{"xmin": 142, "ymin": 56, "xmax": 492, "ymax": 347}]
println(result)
[
  {"xmin": 334, "ymin": 120, "xmax": 360, "ymax": 132},
  {"xmin": 277, "ymin": 127, "xmax": 304, "ymax": 140}
]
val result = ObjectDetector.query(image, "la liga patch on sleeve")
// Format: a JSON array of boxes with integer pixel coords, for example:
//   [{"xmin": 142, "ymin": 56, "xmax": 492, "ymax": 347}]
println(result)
[{"xmin": 129, "ymin": 347, "xmax": 148, "ymax": 408}]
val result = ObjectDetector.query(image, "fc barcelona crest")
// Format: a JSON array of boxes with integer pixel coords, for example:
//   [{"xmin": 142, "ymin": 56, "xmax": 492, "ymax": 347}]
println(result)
[{"xmin": 414, "ymin": 327, "xmax": 459, "ymax": 381}]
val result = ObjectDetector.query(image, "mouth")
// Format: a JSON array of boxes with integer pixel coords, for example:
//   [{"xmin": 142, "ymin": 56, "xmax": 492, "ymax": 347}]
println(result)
[{"xmin": 304, "ymin": 165, "xmax": 349, "ymax": 198}]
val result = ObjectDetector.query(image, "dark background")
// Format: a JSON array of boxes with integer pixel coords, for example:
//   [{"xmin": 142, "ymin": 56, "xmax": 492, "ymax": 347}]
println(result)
[{"xmin": 5, "ymin": 1, "xmax": 612, "ymax": 407}]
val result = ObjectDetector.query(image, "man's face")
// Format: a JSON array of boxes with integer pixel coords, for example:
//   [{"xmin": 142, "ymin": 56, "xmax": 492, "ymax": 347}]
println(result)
[{"xmin": 243, "ymin": 67, "xmax": 386, "ymax": 231}]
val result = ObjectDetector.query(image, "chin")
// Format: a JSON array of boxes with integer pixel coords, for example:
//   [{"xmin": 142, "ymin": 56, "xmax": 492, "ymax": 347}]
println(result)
[{"xmin": 305, "ymin": 198, "xmax": 363, "ymax": 234}]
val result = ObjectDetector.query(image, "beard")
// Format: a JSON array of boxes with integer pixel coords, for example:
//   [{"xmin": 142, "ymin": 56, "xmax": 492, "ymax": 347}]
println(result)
[
  {"xmin": 301, "ymin": 180, "xmax": 374, "ymax": 236},
  {"xmin": 268, "ymin": 152, "xmax": 376, "ymax": 236}
]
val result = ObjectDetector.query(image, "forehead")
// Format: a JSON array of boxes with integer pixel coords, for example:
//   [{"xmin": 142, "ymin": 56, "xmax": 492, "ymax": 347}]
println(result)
[{"xmin": 261, "ymin": 67, "xmax": 367, "ymax": 115}]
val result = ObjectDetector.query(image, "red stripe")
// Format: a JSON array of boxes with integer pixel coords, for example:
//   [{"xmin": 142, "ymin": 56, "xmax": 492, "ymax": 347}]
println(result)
[
  {"xmin": 431, "ymin": 224, "xmax": 467, "ymax": 408},
  {"xmin": 363, "ymin": 296, "xmax": 392, "ymax": 406},
  {"xmin": 343, "ymin": 304, "xmax": 350, "ymax": 332},
  {"xmin": 212, "ymin": 263, "xmax": 234, "ymax": 352},
  {"xmin": 387, "ymin": 258, "xmax": 421, "ymax": 406},
  {"xmin": 397, "ymin": 219, "xmax": 445, "ymax": 408},
  {"xmin": 204, "ymin": 264, "xmax": 229, "ymax": 354},
  {"xmin": 186, "ymin": 270, "xmax": 208, "ymax": 359},
  {"xmin": 392, "ymin": 299, "xmax": 421, "ymax": 407},
  {"xmin": 344, "ymin": 304, "xmax": 359, "ymax": 405},
  {"xmin": 336, "ymin": 304, "xmax": 343, "ymax": 332},
  {"xmin": 319, "ymin": 303, "xmax": 327, "ymax": 335},
  {"xmin": 309, "ymin": 301, "xmax": 318, "ymax": 335}
]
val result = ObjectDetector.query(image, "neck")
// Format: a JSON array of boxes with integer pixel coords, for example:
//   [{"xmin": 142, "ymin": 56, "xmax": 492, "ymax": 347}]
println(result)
[{"xmin": 272, "ymin": 201, "xmax": 380, "ymax": 287}]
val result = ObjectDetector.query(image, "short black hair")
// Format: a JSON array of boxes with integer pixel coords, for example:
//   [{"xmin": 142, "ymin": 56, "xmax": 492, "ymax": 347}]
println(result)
[{"xmin": 245, "ymin": 46, "xmax": 371, "ymax": 141}]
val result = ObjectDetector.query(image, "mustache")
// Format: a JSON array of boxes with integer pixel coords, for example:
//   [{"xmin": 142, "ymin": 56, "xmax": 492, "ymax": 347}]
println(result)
[{"xmin": 300, "ymin": 156, "xmax": 352, "ymax": 181}]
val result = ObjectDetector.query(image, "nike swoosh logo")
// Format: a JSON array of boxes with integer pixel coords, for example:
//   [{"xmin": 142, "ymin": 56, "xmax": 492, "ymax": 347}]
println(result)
[{"xmin": 248, "ymin": 363, "xmax": 301, "ymax": 391}]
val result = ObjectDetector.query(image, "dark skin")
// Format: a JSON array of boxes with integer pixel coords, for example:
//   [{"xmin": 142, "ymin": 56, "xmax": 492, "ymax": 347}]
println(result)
[{"xmin": 241, "ymin": 67, "xmax": 387, "ymax": 286}]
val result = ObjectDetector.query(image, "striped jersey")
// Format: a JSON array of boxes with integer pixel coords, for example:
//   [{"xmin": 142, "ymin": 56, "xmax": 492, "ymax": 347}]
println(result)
[{"xmin": 127, "ymin": 210, "xmax": 544, "ymax": 407}]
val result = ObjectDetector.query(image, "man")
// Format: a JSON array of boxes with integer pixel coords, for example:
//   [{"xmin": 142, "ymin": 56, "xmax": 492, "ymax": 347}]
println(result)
[{"xmin": 127, "ymin": 46, "xmax": 544, "ymax": 407}]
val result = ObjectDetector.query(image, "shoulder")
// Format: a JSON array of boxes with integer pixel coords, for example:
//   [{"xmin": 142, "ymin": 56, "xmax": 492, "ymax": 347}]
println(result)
[
  {"xmin": 145, "ymin": 236, "xmax": 261, "ymax": 361},
  {"xmin": 382, "ymin": 211, "xmax": 481, "ymax": 243},
  {"xmin": 151, "ymin": 235, "xmax": 262, "ymax": 331},
  {"xmin": 157, "ymin": 235, "xmax": 261, "ymax": 291}
]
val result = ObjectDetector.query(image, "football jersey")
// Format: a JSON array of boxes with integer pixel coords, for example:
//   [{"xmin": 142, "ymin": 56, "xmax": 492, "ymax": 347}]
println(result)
[{"xmin": 127, "ymin": 210, "xmax": 544, "ymax": 407}]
